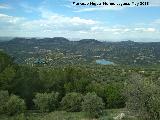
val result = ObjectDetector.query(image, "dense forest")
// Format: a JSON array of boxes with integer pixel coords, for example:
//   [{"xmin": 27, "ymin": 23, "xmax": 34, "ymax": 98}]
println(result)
[{"xmin": 0, "ymin": 49, "xmax": 160, "ymax": 120}]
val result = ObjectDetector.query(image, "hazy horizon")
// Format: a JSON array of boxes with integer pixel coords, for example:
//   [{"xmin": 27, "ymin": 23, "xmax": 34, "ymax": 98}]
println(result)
[{"xmin": 0, "ymin": 36, "xmax": 160, "ymax": 42}]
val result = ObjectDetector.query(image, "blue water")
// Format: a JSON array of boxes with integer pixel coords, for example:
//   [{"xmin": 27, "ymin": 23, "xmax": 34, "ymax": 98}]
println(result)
[{"xmin": 96, "ymin": 59, "xmax": 114, "ymax": 65}]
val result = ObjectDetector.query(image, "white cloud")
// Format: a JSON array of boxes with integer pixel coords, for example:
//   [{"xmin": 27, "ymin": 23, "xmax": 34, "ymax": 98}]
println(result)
[
  {"xmin": 0, "ymin": 14, "xmax": 24, "ymax": 23},
  {"xmin": 70, "ymin": 17, "xmax": 97, "ymax": 25},
  {"xmin": 134, "ymin": 28, "xmax": 156, "ymax": 32},
  {"xmin": 0, "ymin": 4, "xmax": 11, "ymax": 9},
  {"xmin": 0, "ymin": 11, "xmax": 159, "ymax": 40},
  {"xmin": 153, "ymin": 19, "xmax": 160, "ymax": 24},
  {"xmin": 145, "ymin": 28, "xmax": 156, "ymax": 32},
  {"xmin": 19, "ymin": 3, "xmax": 37, "ymax": 13},
  {"xmin": 38, "ymin": 8, "xmax": 97, "ymax": 25},
  {"xmin": 0, "ymin": 10, "xmax": 99, "ymax": 37},
  {"xmin": 21, "ymin": 9, "xmax": 98, "ymax": 34}
]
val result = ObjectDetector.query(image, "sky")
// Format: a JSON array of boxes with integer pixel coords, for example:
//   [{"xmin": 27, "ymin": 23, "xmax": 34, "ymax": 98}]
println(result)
[{"xmin": 0, "ymin": 0, "xmax": 160, "ymax": 41}]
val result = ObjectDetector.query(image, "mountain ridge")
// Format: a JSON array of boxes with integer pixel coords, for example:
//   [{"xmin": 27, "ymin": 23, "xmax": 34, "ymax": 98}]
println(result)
[{"xmin": 1, "ymin": 37, "xmax": 160, "ymax": 65}]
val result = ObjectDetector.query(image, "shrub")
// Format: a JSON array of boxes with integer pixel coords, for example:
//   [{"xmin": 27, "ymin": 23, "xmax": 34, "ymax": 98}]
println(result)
[
  {"xmin": 0, "ymin": 90, "xmax": 9, "ymax": 114},
  {"xmin": 87, "ymin": 82, "xmax": 125, "ymax": 109},
  {"xmin": 12, "ymin": 113, "xmax": 27, "ymax": 120},
  {"xmin": 125, "ymin": 74, "xmax": 160, "ymax": 120},
  {"xmin": 61, "ymin": 92, "xmax": 83, "ymax": 112},
  {"xmin": 104, "ymin": 83, "xmax": 125, "ymax": 108},
  {"xmin": 82, "ymin": 92, "xmax": 104, "ymax": 118},
  {"xmin": 33, "ymin": 92, "xmax": 59, "ymax": 112},
  {"xmin": 5, "ymin": 94, "xmax": 26, "ymax": 116}
]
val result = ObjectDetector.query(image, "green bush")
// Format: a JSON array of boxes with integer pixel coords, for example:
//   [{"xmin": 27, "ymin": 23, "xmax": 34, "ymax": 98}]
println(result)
[
  {"xmin": 82, "ymin": 92, "xmax": 104, "ymax": 118},
  {"xmin": 0, "ymin": 90, "xmax": 9, "ymax": 114},
  {"xmin": 5, "ymin": 95, "xmax": 26, "ymax": 116},
  {"xmin": 33, "ymin": 92, "xmax": 59, "ymax": 112},
  {"xmin": 61, "ymin": 92, "xmax": 83, "ymax": 112},
  {"xmin": 104, "ymin": 83, "xmax": 125, "ymax": 108},
  {"xmin": 11, "ymin": 113, "xmax": 27, "ymax": 120},
  {"xmin": 125, "ymin": 74, "xmax": 160, "ymax": 120},
  {"xmin": 87, "ymin": 82, "xmax": 125, "ymax": 109}
]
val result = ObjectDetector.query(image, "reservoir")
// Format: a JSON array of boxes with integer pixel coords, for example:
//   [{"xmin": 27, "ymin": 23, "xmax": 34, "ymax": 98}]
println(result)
[{"xmin": 96, "ymin": 59, "xmax": 114, "ymax": 65}]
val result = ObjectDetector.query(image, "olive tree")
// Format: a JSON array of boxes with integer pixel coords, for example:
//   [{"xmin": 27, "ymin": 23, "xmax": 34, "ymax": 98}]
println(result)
[
  {"xmin": 5, "ymin": 94, "xmax": 26, "ymax": 116},
  {"xmin": 82, "ymin": 92, "xmax": 104, "ymax": 118},
  {"xmin": 125, "ymin": 74, "xmax": 160, "ymax": 120},
  {"xmin": 0, "ymin": 90, "xmax": 9, "ymax": 114},
  {"xmin": 61, "ymin": 92, "xmax": 83, "ymax": 112},
  {"xmin": 33, "ymin": 92, "xmax": 59, "ymax": 112}
]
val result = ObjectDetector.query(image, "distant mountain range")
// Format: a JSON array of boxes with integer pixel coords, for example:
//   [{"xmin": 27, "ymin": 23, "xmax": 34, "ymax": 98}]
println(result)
[
  {"xmin": 0, "ymin": 37, "xmax": 14, "ymax": 41},
  {"xmin": 0, "ymin": 37, "xmax": 160, "ymax": 65}
]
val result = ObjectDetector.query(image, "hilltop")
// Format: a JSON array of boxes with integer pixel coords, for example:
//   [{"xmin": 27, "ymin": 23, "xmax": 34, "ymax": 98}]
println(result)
[{"xmin": 0, "ymin": 37, "xmax": 160, "ymax": 66}]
